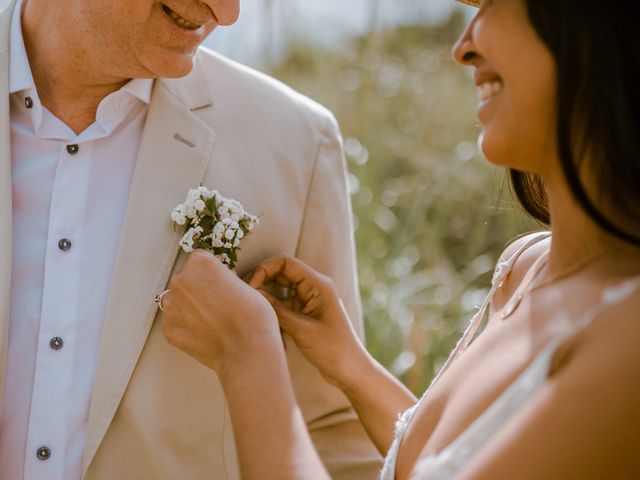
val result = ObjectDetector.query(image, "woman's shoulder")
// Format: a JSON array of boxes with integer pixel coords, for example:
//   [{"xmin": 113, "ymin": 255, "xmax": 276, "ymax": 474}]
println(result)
[
  {"xmin": 550, "ymin": 272, "xmax": 640, "ymax": 390},
  {"xmin": 550, "ymin": 279, "xmax": 640, "ymax": 415},
  {"xmin": 491, "ymin": 231, "xmax": 551, "ymax": 303},
  {"xmin": 581, "ymin": 277, "xmax": 640, "ymax": 364},
  {"xmin": 496, "ymin": 231, "xmax": 550, "ymax": 267}
]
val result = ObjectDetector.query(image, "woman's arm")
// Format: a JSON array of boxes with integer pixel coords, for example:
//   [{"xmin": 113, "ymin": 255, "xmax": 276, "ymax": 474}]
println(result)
[
  {"xmin": 249, "ymin": 255, "xmax": 417, "ymax": 455},
  {"xmin": 332, "ymin": 348, "xmax": 418, "ymax": 456},
  {"xmin": 217, "ymin": 343, "xmax": 331, "ymax": 480},
  {"xmin": 162, "ymin": 251, "xmax": 329, "ymax": 480}
]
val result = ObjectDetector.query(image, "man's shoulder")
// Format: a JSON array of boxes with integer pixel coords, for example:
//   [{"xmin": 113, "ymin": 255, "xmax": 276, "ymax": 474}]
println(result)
[{"xmin": 192, "ymin": 46, "xmax": 337, "ymax": 131}]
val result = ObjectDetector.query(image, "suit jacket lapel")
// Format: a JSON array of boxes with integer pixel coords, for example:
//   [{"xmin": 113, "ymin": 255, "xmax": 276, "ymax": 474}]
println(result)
[
  {"xmin": 0, "ymin": 0, "xmax": 16, "ymax": 416},
  {"xmin": 82, "ymin": 63, "xmax": 215, "ymax": 475}
]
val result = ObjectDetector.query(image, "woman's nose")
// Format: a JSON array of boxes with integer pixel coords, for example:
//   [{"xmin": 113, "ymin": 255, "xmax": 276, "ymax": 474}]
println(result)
[{"xmin": 452, "ymin": 17, "xmax": 479, "ymax": 66}]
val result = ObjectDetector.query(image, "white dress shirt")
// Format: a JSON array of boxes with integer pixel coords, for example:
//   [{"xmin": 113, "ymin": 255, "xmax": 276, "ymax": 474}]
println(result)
[{"xmin": 0, "ymin": 1, "xmax": 154, "ymax": 478}]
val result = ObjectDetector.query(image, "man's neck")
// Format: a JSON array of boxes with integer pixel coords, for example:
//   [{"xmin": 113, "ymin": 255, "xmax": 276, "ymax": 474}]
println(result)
[{"xmin": 21, "ymin": 0, "xmax": 128, "ymax": 134}]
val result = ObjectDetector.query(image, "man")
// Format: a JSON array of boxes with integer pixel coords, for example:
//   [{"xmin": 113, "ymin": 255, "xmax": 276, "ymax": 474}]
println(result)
[{"xmin": 0, "ymin": 0, "xmax": 382, "ymax": 478}]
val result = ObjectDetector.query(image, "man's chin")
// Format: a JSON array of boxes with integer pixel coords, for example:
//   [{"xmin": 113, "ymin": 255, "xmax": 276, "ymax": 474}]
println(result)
[{"xmin": 143, "ymin": 53, "xmax": 197, "ymax": 79}]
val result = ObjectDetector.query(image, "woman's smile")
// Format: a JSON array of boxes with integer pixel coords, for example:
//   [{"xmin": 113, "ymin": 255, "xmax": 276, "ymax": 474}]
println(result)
[{"xmin": 477, "ymin": 79, "xmax": 503, "ymax": 119}]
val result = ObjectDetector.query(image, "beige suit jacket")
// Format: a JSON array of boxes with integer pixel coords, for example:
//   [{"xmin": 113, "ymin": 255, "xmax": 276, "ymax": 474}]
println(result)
[{"xmin": 0, "ymin": 1, "xmax": 382, "ymax": 478}]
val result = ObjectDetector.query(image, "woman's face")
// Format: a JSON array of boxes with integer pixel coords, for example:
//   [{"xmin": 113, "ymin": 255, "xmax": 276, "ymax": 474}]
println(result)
[{"xmin": 452, "ymin": 0, "xmax": 556, "ymax": 176}]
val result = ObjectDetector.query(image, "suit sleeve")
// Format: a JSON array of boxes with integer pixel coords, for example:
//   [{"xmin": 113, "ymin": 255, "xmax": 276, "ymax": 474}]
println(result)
[{"xmin": 286, "ymin": 112, "xmax": 384, "ymax": 479}]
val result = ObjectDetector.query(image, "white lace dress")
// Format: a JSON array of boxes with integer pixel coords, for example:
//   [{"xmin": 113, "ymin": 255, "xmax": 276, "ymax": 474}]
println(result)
[{"xmin": 380, "ymin": 233, "xmax": 640, "ymax": 479}]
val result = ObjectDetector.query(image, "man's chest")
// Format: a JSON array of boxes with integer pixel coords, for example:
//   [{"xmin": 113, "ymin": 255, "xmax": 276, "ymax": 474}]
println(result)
[{"xmin": 1, "ymin": 92, "xmax": 149, "ymax": 480}]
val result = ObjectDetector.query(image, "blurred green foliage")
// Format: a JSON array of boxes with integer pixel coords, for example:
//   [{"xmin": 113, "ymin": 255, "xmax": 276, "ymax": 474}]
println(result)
[{"xmin": 270, "ymin": 10, "xmax": 538, "ymax": 394}]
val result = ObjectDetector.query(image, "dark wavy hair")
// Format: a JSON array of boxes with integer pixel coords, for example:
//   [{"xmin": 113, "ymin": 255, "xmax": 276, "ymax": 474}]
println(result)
[{"xmin": 510, "ymin": 1, "xmax": 640, "ymax": 244}]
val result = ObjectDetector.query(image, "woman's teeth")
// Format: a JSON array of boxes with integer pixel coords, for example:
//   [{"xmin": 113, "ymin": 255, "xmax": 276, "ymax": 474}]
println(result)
[
  {"xmin": 478, "ymin": 81, "xmax": 503, "ymax": 102},
  {"xmin": 163, "ymin": 5, "xmax": 200, "ymax": 29}
]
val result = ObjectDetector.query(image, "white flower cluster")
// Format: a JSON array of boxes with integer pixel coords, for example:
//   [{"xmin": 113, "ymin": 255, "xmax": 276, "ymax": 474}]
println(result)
[{"xmin": 170, "ymin": 187, "xmax": 259, "ymax": 268}]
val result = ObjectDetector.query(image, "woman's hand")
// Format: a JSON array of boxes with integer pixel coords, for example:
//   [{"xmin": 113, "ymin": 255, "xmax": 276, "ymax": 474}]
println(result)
[
  {"xmin": 248, "ymin": 255, "xmax": 416, "ymax": 456},
  {"xmin": 161, "ymin": 249, "xmax": 282, "ymax": 374},
  {"xmin": 248, "ymin": 254, "xmax": 370, "ymax": 390},
  {"xmin": 162, "ymin": 251, "xmax": 332, "ymax": 479}
]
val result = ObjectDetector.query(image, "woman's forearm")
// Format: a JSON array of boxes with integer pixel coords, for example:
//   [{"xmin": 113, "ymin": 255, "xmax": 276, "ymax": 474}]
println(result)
[
  {"xmin": 336, "ymin": 350, "xmax": 418, "ymax": 456},
  {"xmin": 247, "ymin": 254, "xmax": 418, "ymax": 455},
  {"xmin": 218, "ymin": 345, "xmax": 331, "ymax": 480}
]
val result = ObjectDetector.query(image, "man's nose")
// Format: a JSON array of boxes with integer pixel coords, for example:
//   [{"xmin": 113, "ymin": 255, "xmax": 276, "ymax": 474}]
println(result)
[{"xmin": 202, "ymin": 0, "xmax": 240, "ymax": 26}]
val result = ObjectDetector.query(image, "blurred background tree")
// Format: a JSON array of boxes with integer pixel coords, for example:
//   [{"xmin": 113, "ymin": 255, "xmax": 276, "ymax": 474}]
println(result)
[{"xmin": 207, "ymin": 0, "xmax": 539, "ymax": 394}]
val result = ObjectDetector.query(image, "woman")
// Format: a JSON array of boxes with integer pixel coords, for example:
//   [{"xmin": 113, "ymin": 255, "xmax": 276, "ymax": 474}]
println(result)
[{"xmin": 161, "ymin": 0, "xmax": 640, "ymax": 478}]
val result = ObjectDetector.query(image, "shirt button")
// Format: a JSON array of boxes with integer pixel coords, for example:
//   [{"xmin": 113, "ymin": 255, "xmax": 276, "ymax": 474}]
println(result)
[
  {"xmin": 36, "ymin": 445, "xmax": 51, "ymax": 461},
  {"xmin": 66, "ymin": 144, "xmax": 79, "ymax": 155},
  {"xmin": 50, "ymin": 337, "xmax": 64, "ymax": 350},
  {"xmin": 25, "ymin": 96, "xmax": 33, "ymax": 109},
  {"xmin": 58, "ymin": 238, "xmax": 72, "ymax": 251}
]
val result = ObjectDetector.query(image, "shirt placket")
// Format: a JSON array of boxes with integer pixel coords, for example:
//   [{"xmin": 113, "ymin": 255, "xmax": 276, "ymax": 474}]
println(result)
[{"xmin": 23, "ymin": 139, "xmax": 93, "ymax": 480}]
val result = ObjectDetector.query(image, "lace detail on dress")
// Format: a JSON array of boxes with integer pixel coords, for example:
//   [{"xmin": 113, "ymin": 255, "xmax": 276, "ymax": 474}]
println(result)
[{"xmin": 380, "ymin": 406, "xmax": 418, "ymax": 479}]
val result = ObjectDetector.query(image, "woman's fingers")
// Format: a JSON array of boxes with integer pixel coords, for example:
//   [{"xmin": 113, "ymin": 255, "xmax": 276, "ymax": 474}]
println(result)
[
  {"xmin": 248, "ymin": 256, "xmax": 303, "ymax": 287},
  {"xmin": 259, "ymin": 290, "xmax": 309, "ymax": 338},
  {"xmin": 249, "ymin": 255, "xmax": 328, "ymax": 300}
]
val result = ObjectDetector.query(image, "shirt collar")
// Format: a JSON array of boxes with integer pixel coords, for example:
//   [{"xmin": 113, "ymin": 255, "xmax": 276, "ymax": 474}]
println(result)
[
  {"xmin": 9, "ymin": 0, "xmax": 33, "ymax": 95},
  {"xmin": 121, "ymin": 77, "xmax": 154, "ymax": 105}
]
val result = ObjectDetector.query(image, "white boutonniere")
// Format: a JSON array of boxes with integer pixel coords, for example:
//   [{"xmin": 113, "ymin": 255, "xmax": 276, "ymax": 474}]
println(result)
[{"xmin": 170, "ymin": 187, "xmax": 259, "ymax": 269}]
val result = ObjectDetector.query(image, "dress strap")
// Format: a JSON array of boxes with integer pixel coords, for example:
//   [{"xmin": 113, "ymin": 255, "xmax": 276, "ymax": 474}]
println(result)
[
  {"xmin": 491, "ymin": 231, "xmax": 552, "ymax": 288},
  {"xmin": 420, "ymin": 231, "xmax": 551, "ymax": 399},
  {"xmin": 550, "ymin": 275, "xmax": 640, "ymax": 348},
  {"xmin": 459, "ymin": 232, "xmax": 551, "ymax": 351}
]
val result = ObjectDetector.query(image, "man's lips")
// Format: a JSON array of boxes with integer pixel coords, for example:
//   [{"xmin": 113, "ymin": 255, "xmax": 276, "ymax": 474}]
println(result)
[{"xmin": 160, "ymin": 3, "xmax": 208, "ymax": 30}]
